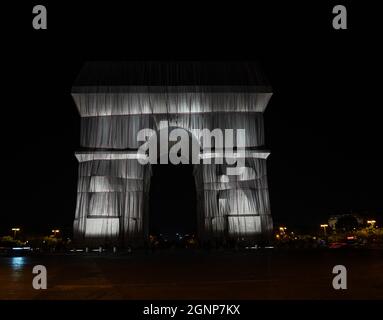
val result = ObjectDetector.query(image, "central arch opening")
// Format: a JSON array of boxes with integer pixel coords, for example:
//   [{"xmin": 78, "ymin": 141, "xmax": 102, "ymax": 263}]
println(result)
[{"xmin": 148, "ymin": 164, "xmax": 197, "ymax": 245}]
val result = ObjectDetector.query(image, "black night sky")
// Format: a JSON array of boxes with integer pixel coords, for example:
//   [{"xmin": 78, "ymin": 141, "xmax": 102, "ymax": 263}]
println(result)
[{"xmin": 2, "ymin": 2, "xmax": 382, "ymax": 237}]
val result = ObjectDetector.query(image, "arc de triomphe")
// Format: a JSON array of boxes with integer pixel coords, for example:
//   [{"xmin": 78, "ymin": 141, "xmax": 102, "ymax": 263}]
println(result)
[{"xmin": 72, "ymin": 61, "xmax": 273, "ymax": 247}]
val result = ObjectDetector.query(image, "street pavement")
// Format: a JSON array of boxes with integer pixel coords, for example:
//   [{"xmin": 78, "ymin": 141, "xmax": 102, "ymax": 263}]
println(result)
[{"xmin": 0, "ymin": 249, "xmax": 382, "ymax": 299}]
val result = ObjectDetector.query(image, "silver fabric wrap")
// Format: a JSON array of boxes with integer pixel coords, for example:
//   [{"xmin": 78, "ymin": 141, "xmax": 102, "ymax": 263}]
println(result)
[
  {"xmin": 80, "ymin": 112, "xmax": 264, "ymax": 149},
  {"xmin": 73, "ymin": 85, "xmax": 273, "ymax": 245},
  {"xmin": 194, "ymin": 159, "xmax": 272, "ymax": 239},
  {"xmin": 72, "ymin": 89, "xmax": 272, "ymax": 116},
  {"xmin": 73, "ymin": 159, "xmax": 150, "ymax": 244}
]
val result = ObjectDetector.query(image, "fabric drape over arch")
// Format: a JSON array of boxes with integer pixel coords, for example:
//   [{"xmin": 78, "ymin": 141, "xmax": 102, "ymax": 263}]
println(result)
[{"xmin": 72, "ymin": 61, "xmax": 273, "ymax": 246}]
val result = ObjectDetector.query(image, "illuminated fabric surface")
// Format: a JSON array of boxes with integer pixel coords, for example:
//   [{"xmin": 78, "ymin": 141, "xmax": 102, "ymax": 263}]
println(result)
[{"xmin": 72, "ymin": 62, "xmax": 273, "ymax": 246}]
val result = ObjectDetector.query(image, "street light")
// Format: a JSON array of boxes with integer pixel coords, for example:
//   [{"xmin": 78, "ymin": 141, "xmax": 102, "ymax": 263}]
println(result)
[
  {"xmin": 320, "ymin": 224, "xmax": 328, "ymax": 237},
  {"xmin": 367, "ymin": 220, "xmax": 376, "ymax": 228},
  {"xmin": 12, "ymin": 228, "xmax": 20, "ymax": 239},
  {"xmin": 51, "ymin": 229, "xmax": 60, "ymax": 237}
]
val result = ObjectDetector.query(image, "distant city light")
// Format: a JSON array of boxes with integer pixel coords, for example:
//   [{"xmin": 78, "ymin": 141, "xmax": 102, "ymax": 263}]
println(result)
[
  {"xmin": 367, "ymin": 220, "xmax": 376, "ymax": 227},
  {"xmin": 320, "ymin": 224, "xmax": 328, "ymax": 237},
  {"xmin": 11, "ymin": 228, "xmax": 21, "ymax": 239},
  {"xmin": 51, "ymin": 229, "xmax": 60, "ymax": 236}
]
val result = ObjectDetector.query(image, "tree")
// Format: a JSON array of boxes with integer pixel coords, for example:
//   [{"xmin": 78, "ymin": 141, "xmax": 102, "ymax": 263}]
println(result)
[{"xmin": 335, "ymin": 215, "xmax": 359, "ymax": 232}]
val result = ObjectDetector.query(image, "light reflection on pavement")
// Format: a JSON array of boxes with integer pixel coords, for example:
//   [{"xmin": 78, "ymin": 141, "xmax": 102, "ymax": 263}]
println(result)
[{"xmin": 0, "ymin": 250, "xmax": 382, "ymax": 300}]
